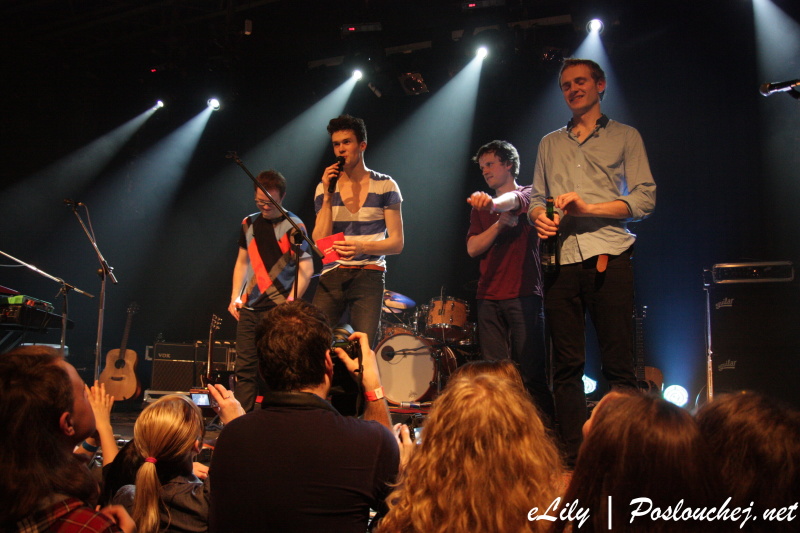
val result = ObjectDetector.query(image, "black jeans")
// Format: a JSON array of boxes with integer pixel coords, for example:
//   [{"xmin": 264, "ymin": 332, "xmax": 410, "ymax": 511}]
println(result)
[
  {"xmin": 234, "ymin": 307, "xmax": 271, "ymax": 412},
  {"xmin": 477, "ymin": 295, "xmax": 555, "ymax": 426},
  {"xmin": 545, "ymin": 250, "xmax": 637, "ymax": 465}
]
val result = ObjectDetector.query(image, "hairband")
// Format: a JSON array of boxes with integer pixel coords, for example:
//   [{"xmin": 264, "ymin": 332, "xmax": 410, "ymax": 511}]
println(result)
[{"xmin": 145, "ymin": 457, "xmax": 158, "ymax": 464}]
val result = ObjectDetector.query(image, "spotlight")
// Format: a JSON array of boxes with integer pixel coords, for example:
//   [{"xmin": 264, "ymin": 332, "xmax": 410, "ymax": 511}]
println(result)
[
  {"xmin": 155, "ymin": 100, "xmax": 164, "ymax": 109},
  {"xmin": 352, "ymin": 69, "xmax": 363, "ymax": 81},
  {"xmin": 582, "ymin": 375, "xmax": 597, "ymax": 395},
  {"xmin": 664, "ymin": 385, "xmax": 689, "ymax": 407},
  {"xmin": 587, "ymin": 19, "xmax": 604, "ymax": 34},
  {"xmin": 207, "ymin": 98, "xmax": 221, "ymax": 111},
  {"xmin": 476, "ymin": 46, "xmax": 488, "ymax": 59}
]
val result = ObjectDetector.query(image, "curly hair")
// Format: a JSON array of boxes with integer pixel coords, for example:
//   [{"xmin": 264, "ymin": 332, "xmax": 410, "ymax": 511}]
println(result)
[
  {"xmin": 696, "ymin": 391, "xmax": 800, "ymax": 529},
  {"xmin": 131, "ymin": 395, "xmax": 205, "ymax": 533},
  {"xmin": 327, "ymin": 114, "xmax": 368, "ymax": 144},
  {"xmin": 472, "ymin": 140, "xmax": 521, "ymax": 178},
  {"xmin": 376, "ymin": 374, "xmax": 563, "ymax": 533},
  {"xmin": 256, "ymin": 300, "xmax": 333, "ymax": 391},
  {"xmin": 450, "ymin": 359, "xmax": 525, "ymax": 392},
  {"xmin": 553, "ymin": 393, "xmax": 724, "ymax": 533},
  {"xmin": 0, "ymin": 346, "xmax": 99, "ymax": 523}
]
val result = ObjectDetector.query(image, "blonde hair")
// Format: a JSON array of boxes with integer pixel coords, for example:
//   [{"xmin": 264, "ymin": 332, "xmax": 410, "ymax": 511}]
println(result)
[
  {"xmin": 450, "ymin": 359, "xmax": 526, "ymax": 392},
  {"xmin": 377, "ymin": 374, "xmax": 563, "ymax": 533},
  {"xmin": 132, "ymin": 395, "xmax": 204, "ymax": 533}
]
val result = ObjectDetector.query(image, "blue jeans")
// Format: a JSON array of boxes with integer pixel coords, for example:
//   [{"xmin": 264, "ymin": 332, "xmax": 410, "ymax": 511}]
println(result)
[
  {"xmin": 234, "ymin": 307, "xmax": 271, "ymax": 412},
  {"xmin": 312, "ymin": 268, "xmax": 385, "ymax": 349},
  {"xmin": 477, "ymin": 295, "xmax": 554, "ymax": 426},
  {"xmin": 545, "ymin": 249, "xmax": 637, "ymax": 465}
]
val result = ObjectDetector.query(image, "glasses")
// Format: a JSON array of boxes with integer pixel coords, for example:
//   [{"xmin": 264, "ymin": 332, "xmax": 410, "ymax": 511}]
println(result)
[{"xmin": 255, "ymin": 200, "xmax": 272, "ymax": 208}]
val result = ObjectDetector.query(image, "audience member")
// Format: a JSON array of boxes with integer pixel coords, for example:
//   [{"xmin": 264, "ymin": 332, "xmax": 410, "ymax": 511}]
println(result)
[
  {"xmin": 0, "ymin": 345, "xmax": 134, "ymax": 532},
  {"xmin": 74, "ymin": 380, "xmax": 119, "ymax": 467},
  {"xmin": 209, "ymin": 300, "xmax": 402, "ymax": 533},
  {"xmin": 376, "ymin": 374, "xmax": 563, "ymax": 533},
  {"xmin": 553, "ymin": 393, "xmax": 724, "ymax": 533},
  {"xmin": 112, "ymin": 394, "xmax": 209, "ymax": 533},
  {"xmin": 449, "ymin": 359, "xmax": 526, "ymax": 392},
  {"xmin": 696, "ymin": 391, "xmax": 800, "ymax": 532}
]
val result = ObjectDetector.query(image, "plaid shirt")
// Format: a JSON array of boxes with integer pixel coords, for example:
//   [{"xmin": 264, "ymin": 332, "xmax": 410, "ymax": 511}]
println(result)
[{"xmin": 14, "ymin": 497, "xmax": 122, "ymax": 533}]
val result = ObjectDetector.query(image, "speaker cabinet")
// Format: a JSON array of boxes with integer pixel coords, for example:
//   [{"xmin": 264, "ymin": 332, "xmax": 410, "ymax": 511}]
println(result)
[
  {"xmin": 710, "ymin": 282, "xmax": 800, "ymax": 408},
  {"xmin": 151, "ymin": 343, "xmax": 235, "ymax": 392}
]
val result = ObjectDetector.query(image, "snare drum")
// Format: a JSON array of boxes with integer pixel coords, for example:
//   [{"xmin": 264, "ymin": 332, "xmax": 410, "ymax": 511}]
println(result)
[
  {"xmin": 425, "ymin": 297, "xmax": 469, "ymax": 342},
  {"xmin": 375, "ymin": 333, "xmax": 456, "ymax": 404}
]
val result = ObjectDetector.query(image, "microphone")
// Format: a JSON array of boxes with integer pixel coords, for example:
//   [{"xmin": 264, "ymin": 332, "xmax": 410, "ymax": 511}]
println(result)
[
  {"xmin": 63, "ymin": 198, "xmax": 84, "ymax": 207},
  {"xmin": 759, "ymin": 79, "xmax": 800, "ymax": 96},
  {"xmin": 328, "ymin": 156, "xmax": 345, "ymax": 194}
]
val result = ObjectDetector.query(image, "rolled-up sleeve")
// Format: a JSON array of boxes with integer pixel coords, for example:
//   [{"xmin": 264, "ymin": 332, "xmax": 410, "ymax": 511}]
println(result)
[{"xmin": 617, "ymin": 127, "xmax": 656, "ymax": 221}]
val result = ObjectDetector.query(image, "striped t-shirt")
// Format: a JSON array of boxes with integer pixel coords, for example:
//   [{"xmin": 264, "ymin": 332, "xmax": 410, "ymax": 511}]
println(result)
[{"xmin": 314, "ymin": 170, "xmax": 402, "ymax": 274}]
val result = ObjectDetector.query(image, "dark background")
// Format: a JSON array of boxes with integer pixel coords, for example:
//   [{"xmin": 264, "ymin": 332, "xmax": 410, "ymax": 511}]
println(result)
[{"xmin": 2, "ymin": 0, "xmax": 798, "ymax": 404}]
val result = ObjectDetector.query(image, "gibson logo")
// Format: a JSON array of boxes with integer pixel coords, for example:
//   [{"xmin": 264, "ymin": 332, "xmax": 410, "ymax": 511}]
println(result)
[
  {"xmin": 715, "ymin": 297, "xmax": 734, "ymax": 310},
  {"xmin": 717, "ymin": 359, "xmax": 736, "ymax": 372}
]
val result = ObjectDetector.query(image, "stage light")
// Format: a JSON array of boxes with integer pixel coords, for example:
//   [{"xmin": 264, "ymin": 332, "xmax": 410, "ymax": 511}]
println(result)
[
  {"xmin": 207, "ymin": 98, "xmax": 221, "ymax": 111},
  {"xmin": 582, "ymin": 375, "xmax": 598, "ymax": 395},
  {"xmin": 398, "ymin": 72, "xmax": 429, "ymax": 96},
  {"xmin": 664, "ymin": 385, "xmax": 689, "ymax": 407},
  {"xmin": 476, "ymin": 46, "xmax": 488, "ymax": 59},
  {"xmin": 155, "ymin": 100, "xmax": 164, "ymax": 109},
  {"xmin": 352, "ymin": 69, "xmax": 363, "ymax": 81},
  {"xmin": 587, "ymin": 19, "xmax": 604, "ymax": 34}
]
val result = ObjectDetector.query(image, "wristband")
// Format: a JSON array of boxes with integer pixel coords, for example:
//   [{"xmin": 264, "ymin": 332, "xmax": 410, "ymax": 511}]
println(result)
[
  {"xmin": 81, "ymin": 440, "xmax": 99, "ymax": 453},
  {"xmin": 364, "ymin": 386, "xmax": 385, "ymax": 402}
]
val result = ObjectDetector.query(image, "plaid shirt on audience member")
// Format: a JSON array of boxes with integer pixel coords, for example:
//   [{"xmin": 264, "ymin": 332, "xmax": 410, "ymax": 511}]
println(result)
[{"xmin": 14, "ymin": 497, "xmax": 122, "ymax": 533}]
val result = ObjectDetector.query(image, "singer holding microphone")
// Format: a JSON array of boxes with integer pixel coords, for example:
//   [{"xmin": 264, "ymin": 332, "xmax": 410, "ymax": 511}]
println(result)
[
  {"xmin": 312, "ymin": 114, "xmax": 404, "ymax": 352},
  {"xmin": 229, "ymin": 170, "xmax": 313, "ymax": 412}
]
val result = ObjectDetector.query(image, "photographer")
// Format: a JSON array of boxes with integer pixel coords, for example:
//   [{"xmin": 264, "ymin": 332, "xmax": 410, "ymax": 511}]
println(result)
[{"xmin": 209, "ymin": 300, "xmax": 408, "ymax": 533}]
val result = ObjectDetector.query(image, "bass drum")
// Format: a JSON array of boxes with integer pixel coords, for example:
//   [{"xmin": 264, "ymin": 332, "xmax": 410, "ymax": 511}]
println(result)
[{"xmin": 375, "ymin": 333, "xmax": 456, "ymax": 404}]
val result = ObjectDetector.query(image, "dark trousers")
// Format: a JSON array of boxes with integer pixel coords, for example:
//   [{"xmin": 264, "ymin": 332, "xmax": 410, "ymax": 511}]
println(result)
[
  {"xmin": 234, "ymin": 307, "xmax": 271, "ymax": 412},
  {"xmin": 477, "ymin": 295, "xmax": 555, "ymax": 427},
  {"xmin": 313, "ymin": 268, "xmax": 385, "ymax": 416},
  {"xmin": 545, "ymin": 250, "xmax": 637, "ymax": 465},
  {"xmin": 312, "ymin": 268, "xmax": 385, "ymax": 349}
]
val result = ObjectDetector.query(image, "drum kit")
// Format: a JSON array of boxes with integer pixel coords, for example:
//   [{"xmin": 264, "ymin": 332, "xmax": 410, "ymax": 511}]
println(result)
[{"xmin": 377, "ymin": 290, "xmax": 479, "ymax": 406}]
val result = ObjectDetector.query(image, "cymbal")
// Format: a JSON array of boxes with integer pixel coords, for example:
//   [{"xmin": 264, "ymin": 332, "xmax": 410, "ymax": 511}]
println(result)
[
  {"xmin": 383, "ymin": 290, "xmax": 415, "ymax": 309},
  {"xmin": 381, "ymin": 305, "xmax": 405, "ymax": 315}
]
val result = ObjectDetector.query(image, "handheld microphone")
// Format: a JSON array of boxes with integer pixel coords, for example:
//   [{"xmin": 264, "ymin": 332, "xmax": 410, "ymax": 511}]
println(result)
[
  {"xmin": 328, "ymin": 156, "xmax": 345, "ymax": 193},
  {"xmin": 63, "ymin": 198, "xmax": 84, "ymax": 207},
  {"xmin": 759, "ymin": 79, "xmax": 800, "ymax": 96}
]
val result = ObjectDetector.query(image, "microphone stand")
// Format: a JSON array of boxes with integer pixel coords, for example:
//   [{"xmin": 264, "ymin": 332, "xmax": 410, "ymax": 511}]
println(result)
[
  {"xmin": 227, "ymin": 152, "xmax": 324, "ymax": 260},
  {"xmin": 0, "ymin": 249, "xmax": 93, "ymax": 350},
  {"xmin": 67, "ymin": 203, "xmax": 118, "ymax": 381}
]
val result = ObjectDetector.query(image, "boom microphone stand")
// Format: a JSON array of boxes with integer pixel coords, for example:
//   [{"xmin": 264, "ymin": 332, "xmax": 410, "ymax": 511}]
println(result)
[{"xmin": 227, "ymin": 152, "xmax": 324, "ymax": 261}]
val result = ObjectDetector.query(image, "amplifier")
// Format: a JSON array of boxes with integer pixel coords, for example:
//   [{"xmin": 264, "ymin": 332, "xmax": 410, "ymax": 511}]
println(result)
[
  {"xmin": 710, "ymin": 261, "xmax": 794, "ymax": 284},
  {"xmin": 150, "ymin": 342, "xmax": 236, "ymax": 392}
]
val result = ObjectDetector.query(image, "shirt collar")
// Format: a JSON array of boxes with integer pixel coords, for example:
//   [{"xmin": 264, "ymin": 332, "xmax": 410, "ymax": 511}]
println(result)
[
  {"xmin": 261, "ymin": 390, "xmax": 340, "ymax": 414},
  {"xmin": 566, "ymin": 113, "xmax": 610, "ymax": 131}
]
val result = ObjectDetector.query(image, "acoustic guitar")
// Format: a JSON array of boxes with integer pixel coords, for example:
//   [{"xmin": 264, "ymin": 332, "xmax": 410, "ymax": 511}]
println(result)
[
  {"xmin": 99, "ymin": 303, "xmax": 141, "ymax": 401},
  {"xmin": 634, "ymin": 306, "xmax": 664, "ymax": 394},
  {"xmin": 200, "ymin": 314, "xmax": 235, "ymax": 390}
]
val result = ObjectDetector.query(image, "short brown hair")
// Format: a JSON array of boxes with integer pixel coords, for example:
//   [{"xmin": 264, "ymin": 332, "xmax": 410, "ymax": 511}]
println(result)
[{"xmin": 254, "ymin": 170, "xmax": 287, "ymax": 197}]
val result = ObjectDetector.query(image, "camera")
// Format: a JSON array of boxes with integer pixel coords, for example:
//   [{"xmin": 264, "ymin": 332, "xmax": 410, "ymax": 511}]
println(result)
[
  {"xmin": 190, "ymin": 391, "xmax": 218, "ymax": 408},
  {"xmin": 331, "ymin": 324, "xmax": 360, "ymax": 359}
]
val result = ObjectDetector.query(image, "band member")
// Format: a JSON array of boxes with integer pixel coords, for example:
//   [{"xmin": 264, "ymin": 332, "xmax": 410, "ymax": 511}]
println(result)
[
  {"xmin": 229, "ymin": 170, "xmax": 313, "ymax": 412},
  {"xmin": 529, "ymin": 59, "xmax": 656, "ymax": 465},
  {"xmin": 466, "ymin": 140, "xmax": 554, "ymax": 425},
  {"xmin": 312, "ymin": 114, "xmax": 404, "ymax": 350}
]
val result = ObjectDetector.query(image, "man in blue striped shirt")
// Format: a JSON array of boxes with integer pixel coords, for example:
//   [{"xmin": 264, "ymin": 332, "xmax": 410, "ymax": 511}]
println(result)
[{"xmin": 313, "ymin": 115, "xmax": 404, "ymax": 355}]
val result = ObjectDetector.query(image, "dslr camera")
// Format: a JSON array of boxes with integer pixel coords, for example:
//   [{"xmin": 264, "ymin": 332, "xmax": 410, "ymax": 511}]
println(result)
[{"xmin": 331, "ymin": 324, "xmax": 360, "ymax": 359}]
